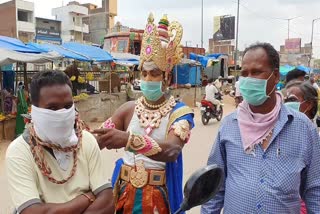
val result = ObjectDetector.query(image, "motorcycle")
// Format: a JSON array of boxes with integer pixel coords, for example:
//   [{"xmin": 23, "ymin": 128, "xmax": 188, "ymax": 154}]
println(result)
[
  {"xmin": 174, "ymin": 164, "xmax": 224, "ymax": 214},
  {"xmin": 200, "ymin": 93, "xmax": 223, "ymax": 125}
]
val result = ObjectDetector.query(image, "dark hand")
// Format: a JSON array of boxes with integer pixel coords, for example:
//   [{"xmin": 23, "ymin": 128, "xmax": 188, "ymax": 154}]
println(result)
[{"xmin": 92, "ymin": 128, "xmax": 129, "ymax": 150}]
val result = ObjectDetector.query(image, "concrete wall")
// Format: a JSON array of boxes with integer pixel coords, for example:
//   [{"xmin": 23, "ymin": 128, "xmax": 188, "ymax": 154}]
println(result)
[
  {"xmin": 171, "ymin": 87, "xmax": 204, "ymax": 107},
  {"xmin": 36, "ymin": 18, "xmax": 61, "ymax": 32},
  {"xmin": 16, "ymin": 0, "xmax": 33, "ymax": 11},
  {"xmin": 75, "ymin": 87, "xmax": 204, "ymax": 123},
  {"xmin": 0, "ymin": 1, "xmax": 17, "ymax": 37},
  {"xmin": 87, "ymin": 12, "xmax": 108, "ymax": 44},
  {"xmin": 53, "ymin": 5, "xmax": 88, "ymax": 42},
  {"xmin": 75, "ymin": 92, "xmax": 127, "ymax": 123}
]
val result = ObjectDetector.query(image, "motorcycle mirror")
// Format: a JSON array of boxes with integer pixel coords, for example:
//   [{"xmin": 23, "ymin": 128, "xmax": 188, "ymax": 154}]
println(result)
[{"xmin": 174, "ymin": 164, "xmax": 224, "ymax": 214}]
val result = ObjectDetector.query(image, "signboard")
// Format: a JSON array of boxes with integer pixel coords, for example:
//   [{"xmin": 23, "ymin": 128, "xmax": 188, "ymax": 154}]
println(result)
[
  {"xmin": 213, "ymin": 16, "xmax": 235, "ymax": 41},
  {"xmin": 285, "ymin": 38, "xmax": 301, "ymax": 54},
  {"xmin": 36, "ymin": 28, "xmax": 60, "ymax": 37}
]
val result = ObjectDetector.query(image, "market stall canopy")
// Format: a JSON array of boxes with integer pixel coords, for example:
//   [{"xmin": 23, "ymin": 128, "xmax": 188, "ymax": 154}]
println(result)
[
  {"xmin": 27, "ymin": 43, "xmax": 90, "ymax": 61},
  {"xmin": 111, "ymin": 52, "xmax": 140, "ymax": 66},
  {"xmin": 63, "ymin": 42, "xmax": 113, "ymax": 62},
  {"xmin": 0, "ymin": 48, "xmax": 62, "ymax": 65},
  {"xmin": 111, "ymin": 52, "xmax": 140, "ymax": 61},
  {"xmin": 0, "ymin": 35, "xmax": 41, "ymax": 53}
]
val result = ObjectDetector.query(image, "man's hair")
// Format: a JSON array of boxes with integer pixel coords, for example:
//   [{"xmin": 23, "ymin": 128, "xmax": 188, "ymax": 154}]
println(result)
[
  {"xmin": 208, "ymin": 78, "xmax": 214, "ymax": 84},
  {"xmin": 286, "ymin": 80, "xmax": 318, "ymax": 118},
  {"xmin": 286, "ymin": 69, "xmax": 306, "ymax": 83},
  {"xmin": 30, "ymin": 71, "xmax": 72, "ymax": 106},
  {"xmin": 243, "ymin": 42, "xmax": 279, "ymax": 70}
]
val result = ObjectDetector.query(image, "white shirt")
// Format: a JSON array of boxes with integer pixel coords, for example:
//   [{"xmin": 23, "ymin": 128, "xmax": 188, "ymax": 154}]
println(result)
[
  {"xmin": 235, "ymin": 81, "xmax": 241, "ymax": 97},
  {"xmin": 205, "ymin": 84, "xmax": 218, "ymax": 100},
  {"xmin": 313, "ymin": 82, "xmax": 319, "ymax": 91},
  {"xmin": 214, "ymin": 79, "xmax": 222, "ymax": 89}
]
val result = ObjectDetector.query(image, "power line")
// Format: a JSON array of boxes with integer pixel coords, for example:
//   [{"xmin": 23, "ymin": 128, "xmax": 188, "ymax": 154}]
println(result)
[{"xmin": 236, "ymin": 2, "xmax": 307, "ymax": 38}]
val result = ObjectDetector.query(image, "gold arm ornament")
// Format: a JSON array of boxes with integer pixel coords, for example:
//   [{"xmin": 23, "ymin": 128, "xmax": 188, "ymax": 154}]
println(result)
[
  {"xmin": 171, "ymin": 120, "xmax": 191, "ymax": 142},
  {"xmin": 126, "ymin": 131, "xmax": 162, "ymax": 156}
]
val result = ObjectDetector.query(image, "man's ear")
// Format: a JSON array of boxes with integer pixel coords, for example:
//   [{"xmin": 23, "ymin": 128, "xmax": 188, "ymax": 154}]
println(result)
[{"xmin": 274, "ymin": 68, "xmax": 280, "ymax": 84}]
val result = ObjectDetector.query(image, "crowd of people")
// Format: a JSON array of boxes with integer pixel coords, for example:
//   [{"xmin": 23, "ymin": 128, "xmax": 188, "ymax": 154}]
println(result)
[{"xmin": 4, "ymin": 14, "xmax": 320, "ymax": 214}]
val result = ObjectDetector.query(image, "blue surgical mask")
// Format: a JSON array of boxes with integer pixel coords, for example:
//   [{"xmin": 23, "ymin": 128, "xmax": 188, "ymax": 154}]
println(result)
[
  {"xmin": 284, "ymin": 102, "xmax": 301, "ymax": 112},
  {"xmin": 140, "ymin": 80, "xmax": 163, "ymax": 101},
  {"xmin": 239, "ymin": 72, "xmax": 274, "ymax": 106}
]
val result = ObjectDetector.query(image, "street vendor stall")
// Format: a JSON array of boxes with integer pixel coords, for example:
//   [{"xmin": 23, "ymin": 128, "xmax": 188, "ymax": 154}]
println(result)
[{"xmin": 0, "ymin": 45, "xmax": 63, "ymax": 140}]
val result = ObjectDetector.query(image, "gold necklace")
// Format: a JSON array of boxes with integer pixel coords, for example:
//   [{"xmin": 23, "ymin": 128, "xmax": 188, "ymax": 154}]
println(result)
[
  {"xmin": 135, "ymin": 96, "xmax": 176, "ymax": 135},
  {"xmin": 142, "ymin": 96, "xmax": 168, "ymax": 109}
]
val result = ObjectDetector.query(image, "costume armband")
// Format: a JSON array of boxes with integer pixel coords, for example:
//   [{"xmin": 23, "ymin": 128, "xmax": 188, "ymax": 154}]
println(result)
[
  {"xmin": 126, "ymin": 131, "xmax": 162, "ymax": 156},
  {"xmin": 102, "ymin": 118, "xmax": 116, "ymax": 129},
  {"xmin": 171, "ymin": 119, "xmax": 191, "ymax": 142}
]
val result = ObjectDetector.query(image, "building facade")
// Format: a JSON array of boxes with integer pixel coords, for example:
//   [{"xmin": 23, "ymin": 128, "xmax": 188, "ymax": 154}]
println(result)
[
  {"xmin": 279, "ymin": 38, "xmax": 311, "ymax": 66},
  {"xmin": 35, "ymin": 17, "xmax": 62, "ymax": 44},
  {"xmin": 82, "ymin": 0, "xmax": 117, "ymax": 45},
  {"xmin": 209, "ymin": 39, "xmax": 235, "ymax": 65},
  {"xmin": 104, "ymin": 22, "xmax": 143, "ymax": 55},
  {"xmin": 52, "ymin": 1, "xmax": 89, "ymax": 42},
  {"xmin": 0, "ymin": 0, "xmax": 35, "ymax": 42},
  {"xmin": 182, "ymin": 46, "xmax": 205, "ymax": 59}
]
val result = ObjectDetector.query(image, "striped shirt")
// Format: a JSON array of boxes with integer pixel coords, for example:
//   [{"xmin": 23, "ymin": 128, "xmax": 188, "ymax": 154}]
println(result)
[{"xmin": 201, "ymin": 105, "xmax": 320, "ymax": 214}]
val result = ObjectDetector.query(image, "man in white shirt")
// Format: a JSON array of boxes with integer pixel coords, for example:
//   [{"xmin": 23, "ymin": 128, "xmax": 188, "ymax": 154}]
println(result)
[
  {"xmin": 6, "ymin": 71, "xmax": 114, "ymax": 214},
  {"xmin": 235, "ymin": 80, "xmax": 243, "ymax": 107},
  {"xmin": 214, "ymin": 76, "xmax": 222, "ymax": 90},
  {"xmin": 205, "ymin": 78, "xmax": 221, "ymax": 110}
]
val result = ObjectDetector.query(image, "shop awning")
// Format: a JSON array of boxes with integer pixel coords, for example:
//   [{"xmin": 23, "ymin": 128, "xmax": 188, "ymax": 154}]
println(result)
[
  {"xmin": 27, "ymin": 43, "xmax": 91, "ymax": 61},
  {"xmin": 0, "ymin": 48, "xmax": 62, "ymax": 65},
  {"xmin": 0, "ymin": 35, "xmax": 41, "ymax": 53},
  {"xmin": 62, "ymin": 42, "xmax": 113, "ymax": 62}
]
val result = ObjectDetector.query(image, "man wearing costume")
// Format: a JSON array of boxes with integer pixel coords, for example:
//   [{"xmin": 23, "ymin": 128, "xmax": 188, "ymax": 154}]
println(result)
[{"xmin": 94, "ymin": 14, "xmax": 194, "ymax": 213}]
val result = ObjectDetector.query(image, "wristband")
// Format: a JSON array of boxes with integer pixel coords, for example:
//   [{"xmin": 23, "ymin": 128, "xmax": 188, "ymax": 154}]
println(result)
[{"xmin": 81, "ymin": 193, "xmax": 95, "ymax": 203}]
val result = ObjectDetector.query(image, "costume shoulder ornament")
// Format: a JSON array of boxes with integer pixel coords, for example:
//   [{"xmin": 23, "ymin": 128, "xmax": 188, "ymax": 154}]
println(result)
[{"xmin": 139, "ymin": 13, "xmax": 184, "ymax": 74}]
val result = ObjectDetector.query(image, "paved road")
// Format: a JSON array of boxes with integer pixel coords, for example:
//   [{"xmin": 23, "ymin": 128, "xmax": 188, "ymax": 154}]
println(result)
[{"xmin": 0, "ymin": 96, "xmax": 235, "ymax": 213}]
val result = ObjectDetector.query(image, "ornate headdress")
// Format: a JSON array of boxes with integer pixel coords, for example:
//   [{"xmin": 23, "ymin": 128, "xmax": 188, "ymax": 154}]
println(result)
[{"xmin": 139, "ymin": 13, "xmax": 184, "ymax": 74}]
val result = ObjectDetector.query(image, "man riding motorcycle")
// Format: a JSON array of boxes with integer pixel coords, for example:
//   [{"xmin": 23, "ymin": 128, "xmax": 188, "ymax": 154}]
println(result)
[{"xmin": 205, "ymin": 78, "xmax": 222, "ymax": 112}]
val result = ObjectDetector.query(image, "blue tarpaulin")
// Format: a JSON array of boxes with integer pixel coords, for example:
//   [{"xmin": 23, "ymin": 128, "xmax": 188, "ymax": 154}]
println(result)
[
  {"xmin": 296, "ymin": 65, "xmax": 311, "ymax": 73},
  {"xmin": 173, "ymin": 64, "xmax": 201, "ymax": 86},
  {"xmin": 63, "ymin": 42, "xmax": 113, "ymax": 62},
  {"xmin": 27, "ymin": 43, "xmax": 90, "ymax": 61},
  {"xmin": 0, "ymin": 35, "xmax": 41, "ymax": 53},
  {"xmin": 280, "ymin": 64, "xmax": 295, "ymax": 76},
  {"xmin": 206, "ymin": 53, "xmax": 225, "ymax": 59},
  {"xmin": 189, "ymin": 53, "xmax": 223, "ymax": 67},
  {"xmin": 280, "ymin": 64, "xmax": 311, "ymax": 76}
]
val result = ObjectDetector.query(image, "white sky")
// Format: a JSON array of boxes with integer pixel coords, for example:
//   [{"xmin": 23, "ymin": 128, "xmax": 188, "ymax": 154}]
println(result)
[{"xmin": 1, "ymin": 0, "xmax": 320, "ymax": 57}]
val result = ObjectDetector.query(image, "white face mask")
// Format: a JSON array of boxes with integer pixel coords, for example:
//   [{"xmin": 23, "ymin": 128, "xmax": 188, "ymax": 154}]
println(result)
[{"xmin": 31, "ymin": 104, "xmax": 78, "ymax": 171}]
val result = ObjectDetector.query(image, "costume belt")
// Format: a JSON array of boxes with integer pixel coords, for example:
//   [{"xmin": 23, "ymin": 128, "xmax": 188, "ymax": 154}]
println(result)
[{"xmin": 120, "ymin": 163, "xmax": 166, "ymax": 188}]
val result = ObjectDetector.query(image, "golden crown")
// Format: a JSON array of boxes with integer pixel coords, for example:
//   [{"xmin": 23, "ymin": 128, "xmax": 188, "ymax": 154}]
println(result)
[{"xmin": 139, "ymin": 13, "xmax": 184, "ymax": 73}]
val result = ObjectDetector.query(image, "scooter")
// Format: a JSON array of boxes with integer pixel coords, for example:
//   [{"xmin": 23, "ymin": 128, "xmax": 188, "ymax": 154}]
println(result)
[
  {"xmin": 174, "ymin": 164, "xmax": 224, "ymax": 214},
  {"xmin": 200, "ymin": 93, "xmax": 223, "ymax": 125}
]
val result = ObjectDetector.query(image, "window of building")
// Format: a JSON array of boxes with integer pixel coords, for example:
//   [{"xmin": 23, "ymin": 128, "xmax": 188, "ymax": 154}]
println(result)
[
  {"xmin": 50, "ymin": 26, "xmax": 55, "ymax": 30},
  {"xmin": 117, "ymin": 40, "xmax": 128, "ymax": 53},
  {"xmin": 18, "ymin": 10, "xmax": 29, "ymax": 22}
]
